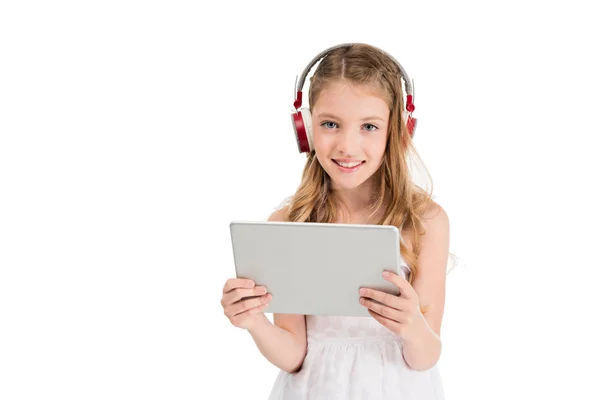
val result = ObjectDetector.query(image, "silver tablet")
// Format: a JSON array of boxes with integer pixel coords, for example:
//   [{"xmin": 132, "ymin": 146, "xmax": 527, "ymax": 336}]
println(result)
[{"xmin": 229, "ymin": 221, "xmax": 408, "ymax": 317}]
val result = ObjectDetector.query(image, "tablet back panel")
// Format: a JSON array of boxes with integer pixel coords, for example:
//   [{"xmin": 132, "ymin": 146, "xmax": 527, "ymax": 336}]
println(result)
[{"xmin": 230, "ymin": 221, "xmax": 406, "ymax": 317}]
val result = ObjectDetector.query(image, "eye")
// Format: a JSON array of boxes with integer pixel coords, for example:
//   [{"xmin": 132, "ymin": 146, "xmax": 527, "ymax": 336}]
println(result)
[
  {"xmin": 364, "ymin": 124, "xmax": 379, "ymax": 132},
  {"xmin": 321, "ymin": 121, "xmax": 338, "ymax": 129}
]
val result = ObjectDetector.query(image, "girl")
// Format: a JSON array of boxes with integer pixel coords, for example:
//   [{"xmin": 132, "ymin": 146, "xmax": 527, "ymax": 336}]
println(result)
[{"xmin": 221, "ymin": 43, "xmax": 450, "ymax": 399}]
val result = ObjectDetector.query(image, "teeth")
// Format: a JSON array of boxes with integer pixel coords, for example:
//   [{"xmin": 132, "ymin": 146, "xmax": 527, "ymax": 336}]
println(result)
[{"xmin": 336, "ymin": 161, "xmax": 362, "ymax": 168}]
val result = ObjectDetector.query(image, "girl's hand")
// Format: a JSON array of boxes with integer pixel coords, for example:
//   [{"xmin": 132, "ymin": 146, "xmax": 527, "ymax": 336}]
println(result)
[
  {"xmin": 221, "ymin": 278, "xmax": 272, "ymax": 330},
  {"xmin": 359, "ymin": 271, "xmax": 426, "ymax": 341}
]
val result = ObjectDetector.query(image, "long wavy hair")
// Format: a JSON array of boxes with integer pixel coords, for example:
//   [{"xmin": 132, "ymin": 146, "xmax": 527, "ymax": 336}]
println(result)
[{"xmin": 282, "ymin": 44, "xmax": 451, "ymax": 284}]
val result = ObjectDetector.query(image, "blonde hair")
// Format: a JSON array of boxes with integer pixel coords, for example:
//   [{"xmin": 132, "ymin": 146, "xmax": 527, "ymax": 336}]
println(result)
[{"xmin": 282, "ymin": 44, "xmax": 450, "ymax": 285}]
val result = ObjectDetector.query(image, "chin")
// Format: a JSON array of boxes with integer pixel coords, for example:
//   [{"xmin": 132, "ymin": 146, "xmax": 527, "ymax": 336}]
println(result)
[{"xmin": 325, "ymin": 167, "xmax": 375, "ymax": 191}]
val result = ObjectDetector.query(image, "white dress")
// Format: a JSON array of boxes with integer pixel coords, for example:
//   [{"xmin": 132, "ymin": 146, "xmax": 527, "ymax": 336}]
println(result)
[
  {"xmin": 266, "ymin": 200, "xmax": 445, "ymax": 399},
  {"xmin": 267, "ymin": 286, "xmax": 445, "ymax": 400}
]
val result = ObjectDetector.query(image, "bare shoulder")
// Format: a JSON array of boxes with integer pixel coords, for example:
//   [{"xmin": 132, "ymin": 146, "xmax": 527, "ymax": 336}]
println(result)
[
  {"xmin": 424, "ymin": 200, "xmax": 448, "ymax": 220},
  {"xmin": 268, "ymin": 206, "xmax": 289, "ymax": 222},
  {"xmin": 412, "ymin": 200, "xmax": 450, "ymax": 254},
  {"xmin": 422, "ymin": 200, "xmax": 450, "ymax": 232},
  {"xmin": 401, "ymin": 201, "xmax": 449, "ymax": 251}
]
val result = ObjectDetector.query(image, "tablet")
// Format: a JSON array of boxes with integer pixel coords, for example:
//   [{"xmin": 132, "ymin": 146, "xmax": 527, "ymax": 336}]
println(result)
[{"xmin": 229, "ymin": 221, "xmax": 408, "ymax": 317}]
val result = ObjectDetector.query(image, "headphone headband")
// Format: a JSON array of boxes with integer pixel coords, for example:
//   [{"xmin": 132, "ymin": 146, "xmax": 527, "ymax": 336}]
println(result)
[{"xmin": 293, "ymin": 43, "xmax": 415, "ymax": 112}]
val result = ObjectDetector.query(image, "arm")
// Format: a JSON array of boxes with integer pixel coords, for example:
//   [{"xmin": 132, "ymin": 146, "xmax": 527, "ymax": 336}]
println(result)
[
  {"xmin": 246, "ymin": 207, "xmax": 308, "ymax": 373},
  {"xmin": 401, "ymin": 203, "xmax": 450, "ymax": 371},
  {"xmin": 248, "ymin": 313, "xmax": 307, "ymax": 373}
]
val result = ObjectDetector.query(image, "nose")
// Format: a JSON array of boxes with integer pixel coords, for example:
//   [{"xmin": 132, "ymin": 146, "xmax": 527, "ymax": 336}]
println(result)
[{"xmin": 335, "ymin": 126, "xmax": 361, "ymax": 156}]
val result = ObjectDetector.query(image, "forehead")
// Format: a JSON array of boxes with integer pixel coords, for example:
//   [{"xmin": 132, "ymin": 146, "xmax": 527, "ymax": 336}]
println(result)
[{"xmin": 313, "ymin": 80, "xmax": 390, "ymax": 119}]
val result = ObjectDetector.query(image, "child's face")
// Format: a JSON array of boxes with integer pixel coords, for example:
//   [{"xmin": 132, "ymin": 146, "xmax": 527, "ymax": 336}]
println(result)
[{"xmin": 311, "ymin": 80, "xmax": 390, "ymax": 192}]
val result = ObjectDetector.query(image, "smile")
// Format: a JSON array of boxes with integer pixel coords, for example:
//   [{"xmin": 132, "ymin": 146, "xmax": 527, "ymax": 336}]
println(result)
[{"xmin": 332, "ymin": 159, "xmax": 366, "ymax": 173}]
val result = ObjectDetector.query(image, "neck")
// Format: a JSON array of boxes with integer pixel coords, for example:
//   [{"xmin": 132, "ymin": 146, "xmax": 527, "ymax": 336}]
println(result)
[
  {"xmin": 333, "ymin": 187, "xmax": 373, "ymax": 214},
  {"xmin": 331, "ymin": 176, "xmax": 382, "ymax": 222}
]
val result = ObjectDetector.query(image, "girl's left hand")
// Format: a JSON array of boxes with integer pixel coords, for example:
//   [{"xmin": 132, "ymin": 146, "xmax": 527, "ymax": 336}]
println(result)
[{"xmin": 359, "ymin": 270, "xmax": 426, "ymax": 341}]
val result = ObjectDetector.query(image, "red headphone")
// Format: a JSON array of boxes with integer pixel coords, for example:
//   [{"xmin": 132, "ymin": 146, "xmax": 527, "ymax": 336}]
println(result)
[{"xmin": 291, "ymin": 43, "xmax": 418, "ymax": 154}]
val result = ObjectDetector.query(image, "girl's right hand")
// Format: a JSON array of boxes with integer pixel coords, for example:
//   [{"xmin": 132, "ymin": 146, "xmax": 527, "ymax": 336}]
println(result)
[{"xmin": 221, "ymin": 278, "xmax": 272, "ymax": 330}]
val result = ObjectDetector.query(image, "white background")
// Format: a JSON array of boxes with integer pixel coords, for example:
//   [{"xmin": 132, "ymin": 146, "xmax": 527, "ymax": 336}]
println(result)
[{"xmin": 1, "ymin": 1, "xmax": 599, "ymax": 399}]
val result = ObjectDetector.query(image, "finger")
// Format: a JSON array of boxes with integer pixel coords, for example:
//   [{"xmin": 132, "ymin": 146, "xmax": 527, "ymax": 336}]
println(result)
[
  {"xmin": 359, "ymin": 288, "xmax": 404, "ymax": 310},
  {"xmin": 226, "ymin": 294, "xmax": 271, "ymax": 317},
  {"xmin": 245, "ymin": 301, "xmax": 270, "ymax": 316},
  {"xmin": 360, "ymin": 289, "xmax": 412, "ymax": 312},
  {"xmin": 360, "ymin": 297, "xmax": 402, "ymax": 321},
  {"xmin": 221, "ymin": 286, "xmax": 267, "ymax": 306},
  {"xmin": 229, "ymin": 294, "xmax": 271, "ymax": 316},
  {"xmin": 223, "ymin": 278, "xmax": 255, "ymax": 294},
  {"xmin": 367, "ymin": 309, "xmax": 403, "ymax": 332},
  {"xmin": 230, "ymin": 302, "xmax": 270, "ymax": 326},
  {"xmin": 382, "ymin": 271, "xmax": 415, "ymax": 299}
]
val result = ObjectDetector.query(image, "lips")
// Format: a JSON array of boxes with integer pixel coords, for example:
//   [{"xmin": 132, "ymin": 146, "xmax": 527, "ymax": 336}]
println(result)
[
  {"xmin": 332, "ymin": 159, "xmax": 366, "ymax": 173},
  {"xmin": 332, "ymin": 159, "xmax": 365, "ymax": 168}
]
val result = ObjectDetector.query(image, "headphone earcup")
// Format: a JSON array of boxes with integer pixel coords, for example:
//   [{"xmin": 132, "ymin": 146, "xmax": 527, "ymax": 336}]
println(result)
[
  {"xmin": 291, "ymin": 111, "xmax": 309, "ymax": 153},
  {"xmin": 406, "ymin": 114, "xmax": 417, "ymax": 137},
  {"xmin": 291, "ymin": 107, "xmax": 313, "ymax": 153},
  {"xmin": 300, "ymin": 107, "xmax": 314, "ymax": 152}
]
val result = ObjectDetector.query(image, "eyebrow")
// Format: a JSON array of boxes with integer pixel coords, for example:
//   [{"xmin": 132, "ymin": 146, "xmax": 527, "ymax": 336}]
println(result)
[{"xmin": 315, "ymin": 113, "xmax": 384, "ymax": 122}]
